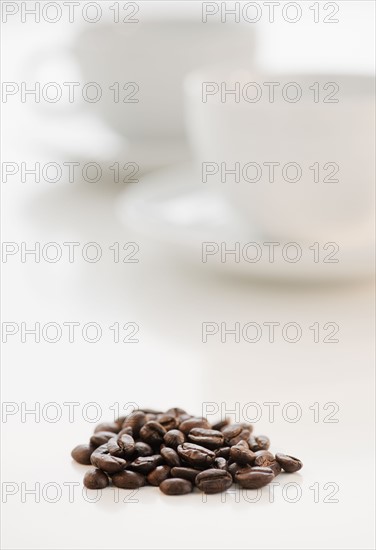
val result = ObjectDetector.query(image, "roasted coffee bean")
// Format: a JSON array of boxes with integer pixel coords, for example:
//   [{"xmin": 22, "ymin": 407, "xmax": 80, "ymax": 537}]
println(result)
[
  {"xmin": 83, "ymin": 468, "xmax": 109, "ymax": 489},
  {"xmin": 170, "ymin": 467, "xmax": 200, "ymax": 482},
  {"xmin": 117, "ymin": 427, "xmax": 133, "ymax": 438},
  {"xmin": 196, "ymin": 469, "xmax": 233, "ymax": 494},
  {"xmin": 118, "ymin": 434, "xmax": 135, "ymax": 458},
  {"xmin": 228, "ymin": 428, "xmax": 252, "ymax": 446},
  {"xmin": 107, "ymin": 437, "xmax": 123, "ymax": 457},
  {"xmin": 147, "ymin": 465, "xmax": 171, "ymax": 486},
  {"xmin": 188, "ymin": 428, "xmax": 224, "ymax": 449},
  {"xmin": 254, "ymin": 450, "xmax": 275, "ymax": 467},
  {"xmin": 134, "ymin": 441, "xmax": 153, "ymax": 457},
  {"xmin": 94, "ymin": 422, "xmax": 119, "ymax": 434},
  {"xmin": 166, "ymin": 407, "xmax": 187, "ymax": 417},
  {"xmin": 248, "ymin": 435, "xmax": 270, "ymax": 451},
  {"xmin": 212, "ymin": 418, "xmax": 230, "ymax": 431},
  {"xmin": 214, "ymin": 457, "xmax": 227, "ymax": 470},
  {"xmin": 121, "ymin": 411, "xmax": 146, "ymax": 437},
  {"xmin": 230, "ymin": 442, "xmax": 255, "ymax": 465},
  {"xmin": 90, "ymin": 431, "xmax": 118, "ymax": 448},
  {"xmin": 91, "ymin": 452, "xmax": 127, "ymax": 474},
  {"xmin": 228, "ymin": 462, "xmax": 250, "ymax": 480},
  {"xmin": 177, "ymin": 443, "xmax": 215, "ymax": 467},
  {"xmin": 235, "ymin": 466, "xmax": 275, "ymax": 489},
  {"xmin": 159, "ymin": 478, "xmax": 193, "ymax": 495},
  {"xmin": 269, "ymin": 461, "xmax": 282, "ymax": 476},
  {"xmin": 179, "ymin": 417, "xmax": 210, "ymax": 435},
  {"xmin": 163, "ymin": 429, "xmax": 185, "ymax": 448},
  {"xmin": 139, "ymin": 408, "xmax": 163, "ymax": 415},
  {"xmin": 129, "ymin": 455, "xmax": 163, "ymax": 474},
  {"xmin": 112, "ymin": 470, "xmax": 145, "ymax": 489},
  {"xmin": 156, "ymin": 414, "xmax": 178, "ymax": 431},
  {"xmin": 160, "ymin": 447, "xmax": 181, "ymax": 467},
  {"xmin": 144, "ymin": 413, "xmax": 158, "ymax": 422},
  {"xmin": 139, "ymin": 421, "xmax": 166, "ymax": 446},
  {"xmin": 275, "ymin": 453, "xmax": 303, "ymax": 473},
  {"xmin": 215, "ymin": 447, "xmax": 231, "ymax": 460},
  {"xmin": 71, "ymin": 444, "xmax": 94, "ymax": 465},
  {"xmin": 221, "ymin": 424, "xmax": 243, "ymax": 445}
]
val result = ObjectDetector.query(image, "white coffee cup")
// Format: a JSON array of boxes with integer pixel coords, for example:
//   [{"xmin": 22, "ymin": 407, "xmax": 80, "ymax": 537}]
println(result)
[
  {"xmin": 72, "ymin": 22, "xmax": 254, "ymax": 139},
  {"xmin": 184, "ymin": 66, "xmax": 375, "ymax": 243}
]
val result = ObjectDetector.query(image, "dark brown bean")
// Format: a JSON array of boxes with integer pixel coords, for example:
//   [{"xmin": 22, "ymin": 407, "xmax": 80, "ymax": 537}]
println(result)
[
  {"xmin": 179, "ymin": 417, "xmax": 210, "ymax": 435},
  {"xmin": 214, "ymin": 457, "xmax": 228, "ymax": 470},
  {"xmin": 170, "ymin": 467, "xmax": 201, "ymax": 482},
  {"xmin": 235, "ymin": 466, "xmax": 275, "ymax": 489},
  {"xmin": 147, "ymin": 465, "xmax": 171, "ymax": 486},
  {"xmin": 212, "ymin": 418, "xmax": 230, "ymax": 431},
  {"xmin": 118, "ymin": 434, "xmax": 135, "ymax": 458},
  {"xmin": 275, "ymin": 453, "xmax": 303, "ymax": 473},
  {"xmin": 195, "ymin": 469, "xmax": 233, "ymax": 494},
  {"xmin": 90, "ymin": 431, "xmax": 118, "ymax": 448},
  {"xmin": 83, "ymin": 468, "xmax": 109, "ymax": 489},
  {"xmin": 112, "ymin": 470, "xmax": 145, "ymax": 489},
  {"xmin": 117, "ymin": 427, "xmax": 133, "ymax": 438},
  {"xmin": 90, "ymin": 452, "xmax": 127, "ymax": 474},
  {"xmin": 248, "ymin": 435, "xmax": 270, "ymax": 451},
  {"xmin": 159, "ymin": 478, "xmax": 192, "ymax": 495},
  {"xmin": 139, "ymin": 421, "xmax": 166, "ymax": 446},
  {"xmin": 166, "ymin": 407, "xmax": 187, "ymax": 417},
  {"xmin": 71, "ymin": 444, "xmax": 94, "ymax": 465},
  {"xmin": 121, "ymin": 411, "xmax": 146, "ymax": 437},
  {"xmin": 134, "ymin": 441, "xmax": 153, "ymax": 457},
  {"xmin": 254, "ymin": 450, "xmax": 275, "ymax": 467},
  {"xmin": 163, "ymin": 429, "xmax": 185, "ymax": 448},
  {"xmin": 230, "ymin": 442, "xmax": 255, "ymax": 465},
  {"xmin": 215, "ymin": 447, "xmax": 231, "ymax": 460},
  {"xmin": 160, "ymin": 447, "xmax": 181, "ymax": 467},
  {"xmin": 228, "ymin": 428, "xmax": 252, "ymax": 446},
  {"xmin": 129, "ymin": 455, "xmax": 163, "ymax": 474},
  {"xmin": 188, "ymin": 428, "xmax": 224, "ymax": 449},
  {"xmin": 156, "ymin": 414, "xmax": 178, "ymax": 431},
  {"xmin": 177, "ymin": 443, "xmax": 215, "ymax": 467}
]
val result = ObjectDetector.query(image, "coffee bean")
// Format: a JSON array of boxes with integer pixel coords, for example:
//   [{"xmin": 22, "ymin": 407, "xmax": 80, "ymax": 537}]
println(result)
[
  {"xmin": 269, "ymin": 461, "xmax": 282, "ymax": 477},
  {"xmin": 147, "ymin": 465, "xmax": 171, "ymax": 486},
  {"xmin": 215, "ymin": 447, "xmax": 231, "ymax": 460},
  {"xmin": 107, "ymin": 437, "xmax": 123, "ymax": 457},
  {"xmin": 118, "ymin": 434, "xmax": 135, "ymax": 458},
  {"xmin": 156, "ymin": 414, "xmax": 178, "ymax": 431},
  {"xmin": 139, "ymin": 421, "xmax": 166, "ymax": 446},
  {"xmin": 129, "ymin": 455, "xmax": 163, "ymax": 474},
  {"xmin": 179, "ymin": 417, "xmax": 210, "ymax": 435},
  {"xmin": 214, "ymin": 457, "xmax": 227, "ymax": 470},
  {"xmin": 160, "ymin": 447, "xmax": 181, "ymax": 467},
  {"xmin": 71, "ymin": 444, "xmax": 94, "ymax": 465},
  {"xmin": 177, "ymin": 443, "xmax": 215, "ymax": 467},
  {"xmin": 235, "ymin": 466, "xmax": 275, "ymax": 489},
  {"xmin": 90, "ymin": 431, "xmax": 118, "ymax": 448},
  {"xmin": 212, "ymin": 418, "xmax": 230, "ymax": 431},
  {"xmin": 159, "ymin": 478, "xmax": 193, "ymax": 495},
  {"xmin": 248, "ymin": 435, "xmax": 270, "ymax": 451},
  {"xmin": 83, "ymin": 468, "xmax": 109, "ymax": 489},
  {"xmin": 91, "ymin": 452, "xmax": 127, "ymax": 474},
  {"xmin": 228, "ymin": 428, "xmax": 252, "ymax": 446},
  {"xmin": 112, "ymin": 470, "xmax": 145, "ymax": 489},
  {"xmin": 230, "ymin": 442, "xmax": 255, "ymax": 465},
  {"xmin": 166, "ymin": 407, "xmax": 187, "ymax": 417},
  {"xmin": 254, "ymin": 450, "xmax": 275, "ymax": 467},
  {"xmin": 221, "ymin": 424, "xmax": 243, "ymax": 445},
  {"xmin": 134, "ymin": 441, "xmax": 153, "ymax": 457},
  {"xmin": 275, "ymin": 453, "xmax": 303, "ymax": 473},
  {"xmin": 195, "ymin": 469, "xmax": 233, "ymax": 494},
  {"xmin": 94, "ymin": 422, "xmax": 119, "ymax": 434},
  {"xmin": 163, "ymin": 429, "xmax": 185, "ymax": 448},
  {"xmin": 117, "ymin": 427, "xmax": 134, "ymax": 438},
  {"xmin": 170, "ymin": 467, "xmax": 200, "ymax": 482},
  {"xmin": 228, "ymin": 462, "xmax": 250, "ymax": 480},
  {"xmin": 188, "ymin": 428, "xmax": 224, "ymax": 449},
  {"xmin": 121, "ymin": 411, "xmax": 146, "ymax": 437}
]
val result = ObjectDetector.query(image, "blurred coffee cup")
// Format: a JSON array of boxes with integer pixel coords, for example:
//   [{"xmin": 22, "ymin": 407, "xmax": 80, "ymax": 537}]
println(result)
[{"xmin": 184, "ymin": 66, "xmax": 375, "ymax": 243}]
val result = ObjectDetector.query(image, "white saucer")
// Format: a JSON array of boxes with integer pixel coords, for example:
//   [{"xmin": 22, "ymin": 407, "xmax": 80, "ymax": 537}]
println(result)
[{"xmin": 116, "ymin": 163, "xmax": 374, "ymax": 282}]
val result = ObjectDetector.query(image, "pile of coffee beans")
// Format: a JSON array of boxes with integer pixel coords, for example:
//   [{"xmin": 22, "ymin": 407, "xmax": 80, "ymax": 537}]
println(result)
[{"xmin": 71, "ymin": 407, "xmax": 303, "ymax": 495}]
